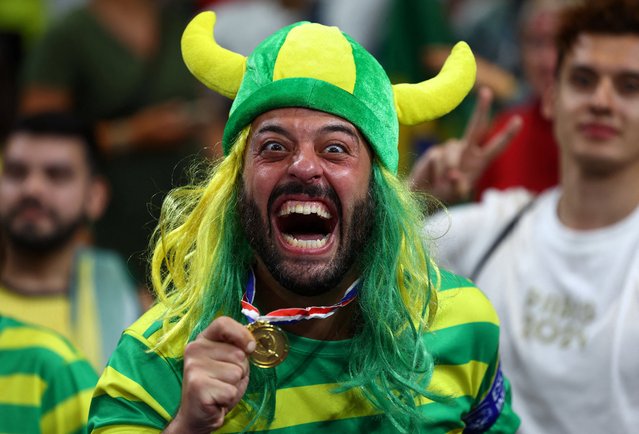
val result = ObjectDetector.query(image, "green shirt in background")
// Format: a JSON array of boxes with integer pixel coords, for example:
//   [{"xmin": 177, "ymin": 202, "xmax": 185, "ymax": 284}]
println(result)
[{"xmin": 0, "ymin": 315, "xmax": 98, "ymax": 434}]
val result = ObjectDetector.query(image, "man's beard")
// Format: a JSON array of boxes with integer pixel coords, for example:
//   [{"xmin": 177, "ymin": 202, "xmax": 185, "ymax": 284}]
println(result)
[
  {"xmin": 238, "ymin": 182, "xmax": 375, "ymax": 296},
  {"xmin": 0, "ymin": 198, "xmax": 86, "ymax": 255}
]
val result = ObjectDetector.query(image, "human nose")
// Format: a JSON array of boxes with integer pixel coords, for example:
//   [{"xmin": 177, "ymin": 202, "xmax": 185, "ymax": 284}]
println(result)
[
  {"xmin": 589, "ymin": 78, "xmax": 614, "ymax": 114},
  {"xmin": 21, "ymin": 172, "xmax": 47, "ymax": 197},
  {"xmin": 287, "ymin": 145, "xmax": 323, "ymax": 183}
]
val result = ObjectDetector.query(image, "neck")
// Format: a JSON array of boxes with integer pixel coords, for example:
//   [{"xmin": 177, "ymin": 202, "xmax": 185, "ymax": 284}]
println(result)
[
  {"xmin": 558, "ymin": 161, "xmax": 639, "ymax": 229},
  {"xmin": 252, "ymin": 263, "xmax": 359, "ymax": 340},
  {"xmin": 1, "ymin": 242, "xmax": 77, "ymax": 295}
]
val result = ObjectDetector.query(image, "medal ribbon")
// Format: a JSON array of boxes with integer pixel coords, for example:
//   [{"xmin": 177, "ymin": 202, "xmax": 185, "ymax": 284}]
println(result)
[{"xmin": 241, "ymin": 270, "xmax": 360, "ymax": 325}]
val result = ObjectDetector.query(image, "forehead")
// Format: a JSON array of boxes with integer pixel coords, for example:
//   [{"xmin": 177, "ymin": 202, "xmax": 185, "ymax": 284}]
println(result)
[
  {"xmin": 3, "ymin": 133, "xmax": 88, "ymax": 168},
  {"xmin": 249, "ymin": 108, "xmax": 364, "ymax": 139},
  {"xmin": 562, "ymin": 33, "xmax": 639, "ymax": 74}
]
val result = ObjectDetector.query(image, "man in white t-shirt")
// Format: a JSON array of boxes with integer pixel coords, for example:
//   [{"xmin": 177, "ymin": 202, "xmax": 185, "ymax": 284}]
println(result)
[{"xmin": 411, "ymin": 0, "xmax": 639, "ymax": 432}]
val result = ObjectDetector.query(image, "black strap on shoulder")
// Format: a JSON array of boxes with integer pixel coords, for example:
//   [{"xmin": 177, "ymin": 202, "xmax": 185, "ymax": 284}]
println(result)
[{"xmin": 469, "ymin": 198, "xmax": 536, "ymax": 281}]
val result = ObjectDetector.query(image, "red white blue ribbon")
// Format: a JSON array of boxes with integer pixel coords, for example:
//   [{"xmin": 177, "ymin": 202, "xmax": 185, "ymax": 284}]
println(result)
[{"xmin": 241, "ymin": 270, "xmax": 360, "ymax": 325}]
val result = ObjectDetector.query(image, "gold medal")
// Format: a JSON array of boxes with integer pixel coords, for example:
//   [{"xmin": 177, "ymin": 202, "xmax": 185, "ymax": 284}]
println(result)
[{"xmin": 246, "ymin": 321, "xmax": 289, "ymax": 368}]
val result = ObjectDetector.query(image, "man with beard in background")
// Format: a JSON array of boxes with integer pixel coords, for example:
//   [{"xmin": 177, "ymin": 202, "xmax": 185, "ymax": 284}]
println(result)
[
  {"xmin": 0, "ymin": 112, "xmax": 141, "ymax": 369},
  {"xmin": 88, "ymin": 11, "xmax": 520, "ymax": 433}
]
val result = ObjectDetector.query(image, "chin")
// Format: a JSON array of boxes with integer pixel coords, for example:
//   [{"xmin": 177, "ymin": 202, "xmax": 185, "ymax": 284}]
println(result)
[{"xmin": 268, "ymin": 259, "xmax": 349, "ymax": 297}]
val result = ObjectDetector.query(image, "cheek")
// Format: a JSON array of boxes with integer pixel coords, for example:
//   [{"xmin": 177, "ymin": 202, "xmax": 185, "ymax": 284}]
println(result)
[
  {"xmin": 0, "ymin": 184, "xmax": 16, "ymax": 206},
  {"xmin": 331, "ymin": 169, "xmax": 371, "ymax": 212},
  {"xmin": 626, "ymin": 104, "xmax": 639, "ymax": 125},
  {"xmin": 53, "ymin": 186, "xmax": 90, "ymax": 215},
  {"xmin": 243, "ymin": 167, "xmax": 275, "ymax": 212}
]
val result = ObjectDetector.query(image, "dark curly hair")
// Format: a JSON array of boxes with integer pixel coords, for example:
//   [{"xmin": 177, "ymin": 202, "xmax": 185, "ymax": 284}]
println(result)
[{"xmin": 556, "ymin": 0, "xmax": 639, "ymax": 72}]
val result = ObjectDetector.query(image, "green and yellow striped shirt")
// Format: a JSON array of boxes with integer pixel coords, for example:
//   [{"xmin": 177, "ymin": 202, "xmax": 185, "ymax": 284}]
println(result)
[
  {"xmin": 0, "ymin": 315, "xmax": 98, "ymax": 434},
  {"xmin": 89, "ymin": 270, "xmax": 520, "ymax": 433}
]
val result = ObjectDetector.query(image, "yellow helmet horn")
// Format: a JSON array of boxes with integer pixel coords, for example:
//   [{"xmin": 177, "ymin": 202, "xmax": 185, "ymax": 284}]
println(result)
[
  {"xmin": 392, "ymin": 42, "xmax": 476, "ymax": 125},
  {"xmin": 181, "ymin": 11, "xmax": 247, "ymax": 99}
]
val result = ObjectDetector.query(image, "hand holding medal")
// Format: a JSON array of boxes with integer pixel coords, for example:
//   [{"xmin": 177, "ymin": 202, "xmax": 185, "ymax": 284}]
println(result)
[{"xmin": 168, "ymin": 316, "xmax": 254, "ymax": 433}]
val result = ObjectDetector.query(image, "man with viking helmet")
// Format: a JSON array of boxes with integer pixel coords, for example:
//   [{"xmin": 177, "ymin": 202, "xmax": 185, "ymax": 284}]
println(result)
[{"xmin": 88, "ymin": 11, "xmax": 520, "ymax": 433}]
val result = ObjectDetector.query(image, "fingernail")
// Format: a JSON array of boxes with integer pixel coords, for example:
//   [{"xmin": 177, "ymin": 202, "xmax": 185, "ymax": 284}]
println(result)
[{"xmin": 246, "ymin": 340, "xmax": 256, "ymax": 353}]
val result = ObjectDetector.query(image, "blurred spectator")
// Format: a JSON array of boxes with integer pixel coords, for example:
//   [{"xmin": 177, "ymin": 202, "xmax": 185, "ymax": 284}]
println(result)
[
  {"xmin": 19, "ymin": 0, "xmax": 216, "ymax": 285},
  {"xmin": 417, "ymin": 0, "xmax": 639, "ymax": 431},
  {"xmin": 0, "ymin": 314, "xmax": 97, "ymax": 434},
  {"xmin": 0, "ymin": 112, "xmax": 142, "ymax": 369},
  {"xmin": 473, "ymin": 0, "xmax": 576, "ymax": 199}
]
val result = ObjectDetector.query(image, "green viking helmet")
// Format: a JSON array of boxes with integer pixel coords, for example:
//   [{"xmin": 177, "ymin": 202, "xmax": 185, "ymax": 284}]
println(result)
[{"xmin": 181, "ymin": 11, "xmax": 476, "ymax": 174}]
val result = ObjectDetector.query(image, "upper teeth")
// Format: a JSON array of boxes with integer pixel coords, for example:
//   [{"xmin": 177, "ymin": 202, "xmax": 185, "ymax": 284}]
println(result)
[{"xmin": 277, "ymin": 201, "xmax": 331, "ymax": 219}]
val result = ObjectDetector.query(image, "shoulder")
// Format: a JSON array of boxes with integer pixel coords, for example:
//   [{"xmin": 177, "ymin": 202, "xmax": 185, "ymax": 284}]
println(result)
[
  {"xmin": 474, "ymin": 188, "xmax": 534, "ymax": 215},
  {"xmin": 427, "ymin": 188, "xmax": 533, "ymax": 236},
  {"xmin": 76, "ymin": 247, "xmax": 132, "ymax": 283},
  {"xmin": 425, "ymin": 270, "xmax": 509, "ymax": 421},
  {"xmin": 90, "ymin": 305, "xmax": 183, "ymax": 430},
  {"xmin": 432, "ymin": 268, "xmax": 500, "ymax": 332},
  {"xmin": 108, "ymin": 302, "xmax": 185, "ymax": 365},
  {"xmin": 120, "ymin": 303, "xmax": 173, "ymax": 352},
  {"xmin": 0, "ymin": 315, "xmax": 97, "ymax": 395},
  {"xmin": 0, "ymin": 315, "xmax": 93, "ymax": 367},
  {"xmin": 75, "ymin": 247, "xmax": 137, "ymax": 289},
  {"xmin": 427, "ymin": 268, "xmax": 501, "ymax": 369},
  {"xmin": 77, "ymin": 246, "xmax": 128, "ymax": 268},
  {"xmin": 426, "ymin": 188, "xmax": 534, "ymax": 274}
]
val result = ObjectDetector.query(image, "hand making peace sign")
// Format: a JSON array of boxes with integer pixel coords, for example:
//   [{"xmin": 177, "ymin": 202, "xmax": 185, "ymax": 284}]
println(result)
[{"xmin": 408, "ymin": 87, "xmax": 523, "ymax": 203}]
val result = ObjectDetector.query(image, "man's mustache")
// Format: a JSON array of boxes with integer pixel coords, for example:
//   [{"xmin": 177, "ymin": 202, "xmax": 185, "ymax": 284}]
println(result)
[{"xmin": 6, "ymin": 197, "xmax": 56, "ymax": 222}]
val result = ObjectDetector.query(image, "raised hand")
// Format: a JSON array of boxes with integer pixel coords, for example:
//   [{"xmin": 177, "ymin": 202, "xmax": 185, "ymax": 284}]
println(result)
[
  {"xmin": 164, "ymin": 316, "xmax": 256, "ymax": 434},
  {"xmin": 408, "ymin": 87, "xmax": 522, "ymax": 203}
]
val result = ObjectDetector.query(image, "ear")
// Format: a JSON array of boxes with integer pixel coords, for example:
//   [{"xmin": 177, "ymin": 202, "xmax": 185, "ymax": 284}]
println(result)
[
  {"xmin": 541, "ymin": 79, "xmax": 556, "ymax": 120},
  {"xmin": 86, "ymin": 176, "xmax": 110, "ymax": 221}
]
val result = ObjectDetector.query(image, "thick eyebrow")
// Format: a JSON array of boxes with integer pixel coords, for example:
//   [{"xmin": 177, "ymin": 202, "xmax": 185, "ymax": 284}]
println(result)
[
  {"xmin": 254, "ymin": 123, "xmax": 290, "ymax": 137},
  {"xmin": 319, "ymin": 123, "xmax": 360, "ymax": 142}
]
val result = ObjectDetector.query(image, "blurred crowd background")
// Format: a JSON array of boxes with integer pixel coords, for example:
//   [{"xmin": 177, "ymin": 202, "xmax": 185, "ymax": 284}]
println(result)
[{"xmin": 0, "ymin": 0, "xmax": 561, "ymax": 289}]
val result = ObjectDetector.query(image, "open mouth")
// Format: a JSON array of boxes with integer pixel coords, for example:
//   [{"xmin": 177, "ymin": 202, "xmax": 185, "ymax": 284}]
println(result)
[{"xmin": 275, "ymin": 200, "xmax": 337, "ymax": 249}]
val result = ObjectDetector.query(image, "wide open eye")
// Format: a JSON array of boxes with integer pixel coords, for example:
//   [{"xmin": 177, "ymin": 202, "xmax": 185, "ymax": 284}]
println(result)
[
  {"xmin": 324, "ymin": 143, "xmax": 346, "ymax": 154},
  {"xmin": 263, "ymin": 141, "xmax": 286, "ymax": 152}
]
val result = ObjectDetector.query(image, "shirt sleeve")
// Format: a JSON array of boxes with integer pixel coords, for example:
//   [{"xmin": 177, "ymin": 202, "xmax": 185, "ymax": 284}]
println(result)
[
  {"xmin": 430, "ymin": 270, "xmax": 521, "ymax": 433},
  {"xmin": 424, "ymin": 188, "xmax": 534, "ymax": 277},
  {"xmin": 88, "ymin": 329, "xmax": 182, "ymax": 432}
]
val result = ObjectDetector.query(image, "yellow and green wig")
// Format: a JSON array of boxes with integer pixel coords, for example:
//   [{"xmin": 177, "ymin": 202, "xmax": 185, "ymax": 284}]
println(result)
[{"xmin": 153, "ymin": 10, "xmax": 476, "ymax": 432}]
